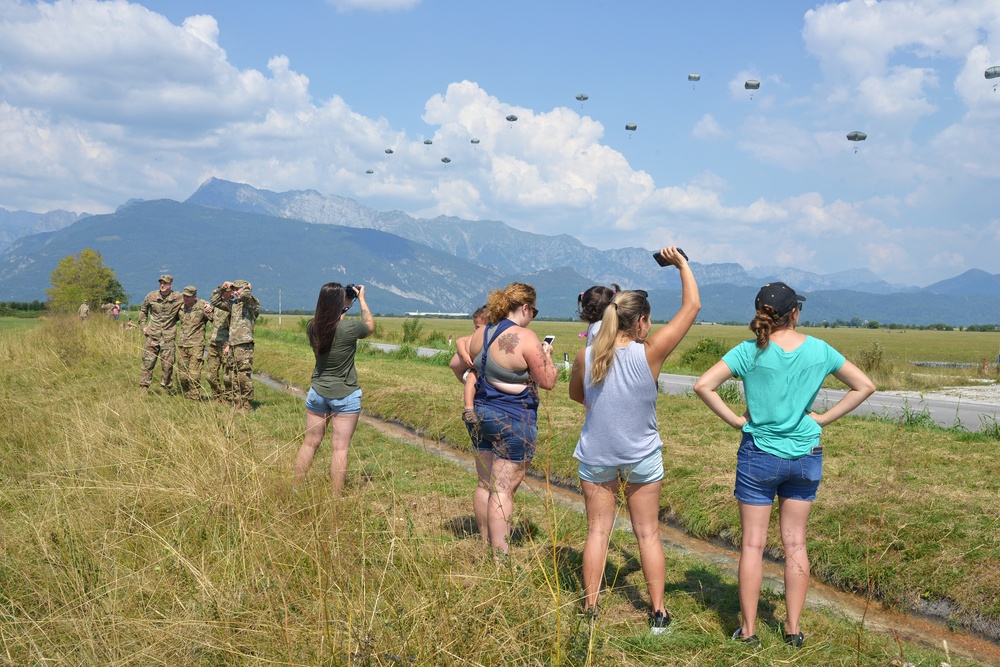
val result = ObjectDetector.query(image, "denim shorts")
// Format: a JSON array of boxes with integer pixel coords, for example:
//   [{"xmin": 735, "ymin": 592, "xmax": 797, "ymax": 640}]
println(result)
[
  {"xmin": 465, "ymin": 404, "xmax": 537, "ymax": 463},
  {"xmin": 305, "ymin": 387, "xmax": 362, "ymax": 415},
  {"xmin": 734, "ymin": 432, "xmax": 823, "ymax": 505},
  {"xmin": 578, "ymin": 447, "xmax": 664, "ymax": 484}
]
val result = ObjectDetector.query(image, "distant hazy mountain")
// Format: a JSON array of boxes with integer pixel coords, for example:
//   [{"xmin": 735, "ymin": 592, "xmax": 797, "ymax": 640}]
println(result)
[
  {"xmin": 0, "ymin": 207, "xmax": 88, "ymax": 251},
  {"xmin": 0, "ymin": 200, "xmax": 506, "ymax": 314},
  {"xmin": 187, "ymin": 178, "xmax": 904, "ymax": 294},
  {"xmin": 923, "ymin": 269, "xmax": 1000, "ymax": 296},
  {"xmin": 2, "ymin": 180, "xmax": 999, "ymax": 325}
]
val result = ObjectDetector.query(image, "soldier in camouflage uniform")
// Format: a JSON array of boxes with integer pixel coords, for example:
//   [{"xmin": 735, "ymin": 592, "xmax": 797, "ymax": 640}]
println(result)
[
  {"xmin": 212, "ymin": 279, "xmax": 260, "ymax": 412},
  {"xmin": 206, "ymin": 283, "xmax": 235, "ymax": 402},
  {"xmin": 175, "ymin": 286, "xmax": 214, "ymax": 401},
  {"xmin": 138, "ymin": 274, "xmax": 184, "ymax": 391}
]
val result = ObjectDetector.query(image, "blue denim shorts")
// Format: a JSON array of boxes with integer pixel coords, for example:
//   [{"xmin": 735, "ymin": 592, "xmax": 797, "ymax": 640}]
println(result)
[
  {"xmin": 734, "ymin": 432, "xmax": 823, "ymax": 505},
  {"xmin": 578, "ymin": 447, "xmax": 664, "ymax": 484},
  {"xmin": 465, "ymin": 404, "xmax": 537, "ymax": 463},
  {"xmin": 305, "ymin": 387, "xmax": 362, "ymax": 415}
]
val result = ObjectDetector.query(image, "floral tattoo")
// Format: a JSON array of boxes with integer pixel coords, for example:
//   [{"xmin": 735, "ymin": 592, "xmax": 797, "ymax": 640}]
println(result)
[{"xmin": 496, "ymin": 332, "xmax": 519, "ymax": 354}]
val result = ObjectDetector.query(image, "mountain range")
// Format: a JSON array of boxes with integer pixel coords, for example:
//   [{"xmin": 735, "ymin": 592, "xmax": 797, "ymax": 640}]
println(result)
[{"xmin": 1, "ymin": 178, "xmax": 997, "ymax": 326}]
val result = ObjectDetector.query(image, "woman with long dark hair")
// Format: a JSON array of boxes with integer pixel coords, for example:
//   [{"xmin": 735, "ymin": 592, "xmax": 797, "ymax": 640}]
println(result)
[
  {"xmin": 569, "ymin": 247, "xmax": 699, "ymax": 633},
  {"xmin": 294, "ymin": 282, "xmax": 374, "ymax": 495},
  {"xmin": 694, "ymin": 282, "xmax": 874, "ymax": 648}
]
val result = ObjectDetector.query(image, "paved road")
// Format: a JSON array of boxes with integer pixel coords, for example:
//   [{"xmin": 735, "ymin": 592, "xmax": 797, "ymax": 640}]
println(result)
[
  {"xmin": 658, "ymin": 374, "xmax": 1000, "ymax": 432},
  {"xmin": 368, "ymin": 344, "xmax": 1000, "ymax": 431}
]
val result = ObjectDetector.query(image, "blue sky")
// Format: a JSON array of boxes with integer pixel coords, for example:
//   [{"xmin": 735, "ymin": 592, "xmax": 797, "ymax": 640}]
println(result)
[{"xmin": 1, "ymin": 0, "xmax": 998, "ymax": 286}]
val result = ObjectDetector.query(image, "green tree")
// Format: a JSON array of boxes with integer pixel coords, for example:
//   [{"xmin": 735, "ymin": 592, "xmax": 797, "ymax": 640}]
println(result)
[
  {"xmin": 46, "ymin": 249, "xmax": 119, "ymax": 314},
  {"xmin": 102, "ymin": 277, "xmax": 130, "ymax": 306}
]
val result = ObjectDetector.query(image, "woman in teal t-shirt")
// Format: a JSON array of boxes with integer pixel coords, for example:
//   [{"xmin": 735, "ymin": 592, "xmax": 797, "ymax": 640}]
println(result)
[
  {"xmin": 694, "ymin": 282, "xmax": 874, "ymax": 648},
  {"xmin": 293, "ymin": 283, "xmax": 374, "ymax": 495}
]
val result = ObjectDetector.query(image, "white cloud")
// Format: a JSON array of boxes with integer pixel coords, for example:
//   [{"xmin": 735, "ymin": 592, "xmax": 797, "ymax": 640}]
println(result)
[{"xmin": 691, "ymin": 114, "xmax": 728, "ymax": 140}]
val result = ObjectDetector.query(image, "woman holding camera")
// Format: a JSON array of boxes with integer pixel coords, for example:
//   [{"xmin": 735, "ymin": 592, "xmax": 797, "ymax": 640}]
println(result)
[
  {"xmin": 452, "ymin": 282, "xmax": 557, "ymax": 558},
  {"xmin": 294, "ymin": 283, "xmax": 374, "ymax": 495}
]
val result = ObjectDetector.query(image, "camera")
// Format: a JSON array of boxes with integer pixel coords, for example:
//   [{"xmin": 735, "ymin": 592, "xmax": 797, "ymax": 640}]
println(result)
[
  {"xmin": 345, "ymin": 283, "xmax": 359, "ymax": 299},
  {"xmin": 652, "ymin": 248, "xmax": 689, "ymax": 267}
]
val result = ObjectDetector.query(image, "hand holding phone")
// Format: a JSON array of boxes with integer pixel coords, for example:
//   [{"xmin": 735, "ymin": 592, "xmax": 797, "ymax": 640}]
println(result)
[
  {"xmin": 653, "ymin": 247, "xmax": 689, "ymax": 267},
  {"xmin": 543, "ymin": 335, "xmax": 555, "ymax": 345}
]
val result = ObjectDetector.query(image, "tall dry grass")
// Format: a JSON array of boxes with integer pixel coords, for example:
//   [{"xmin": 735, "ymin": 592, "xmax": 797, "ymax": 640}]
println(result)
[{"xmin": 0, "ymin": 317, "xmax": 985, "ymax": 665}]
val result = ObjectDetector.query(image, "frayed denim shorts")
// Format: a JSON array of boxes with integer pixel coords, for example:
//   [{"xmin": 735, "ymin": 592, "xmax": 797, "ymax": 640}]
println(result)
[
  {"xmin": 577, "ymin": 447, "xmax": 664, "ymax": 484},
  {"xmin": 305, "ymin": 387, "xmax": 362, "ymax": 415},
  {"xmin": 734, "ymin": 432, "xmax": 822, "ymax": 505},
  {"xmin": 465, "ymin": 404, "xmax": 537, "ymax": 463}
]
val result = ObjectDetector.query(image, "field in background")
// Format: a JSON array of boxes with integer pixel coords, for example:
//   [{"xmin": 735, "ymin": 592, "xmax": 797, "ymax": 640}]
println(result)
[
  {"xmin": 264, "ymin": 315, "xmax": 1000, "ymax": 391},
  {"xmin": 2, "ymin": 317, "xmax": 986, "ymax": 665}
]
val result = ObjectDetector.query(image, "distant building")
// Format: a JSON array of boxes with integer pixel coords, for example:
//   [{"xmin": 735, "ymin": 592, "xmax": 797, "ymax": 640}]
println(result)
[{"xmin": 403, "ymin": 312, "xmax": 469, "ymax": 318}]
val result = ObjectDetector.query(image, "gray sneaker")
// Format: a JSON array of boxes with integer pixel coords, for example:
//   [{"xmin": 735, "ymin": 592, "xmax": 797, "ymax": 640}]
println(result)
[
  {"xmin": 649, "ymin": 610, "xmax": 670, "ymax": 635},
  {"xmin": 731, "ymin": 627, "xmax": 760, "ymax": 647}
]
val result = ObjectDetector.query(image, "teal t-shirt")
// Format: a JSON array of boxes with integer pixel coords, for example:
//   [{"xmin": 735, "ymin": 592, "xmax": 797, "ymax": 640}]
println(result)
[
  {"xmin": 722, "ymin": 337, "xmax": 845, "ymax": 459},
  {"xmin": 311, "ymin": 319, "xmax": 370, "ymax": 399}
]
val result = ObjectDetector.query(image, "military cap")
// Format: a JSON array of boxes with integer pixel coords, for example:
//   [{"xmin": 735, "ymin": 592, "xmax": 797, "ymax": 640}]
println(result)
[
  {"xmin": 232, "ymin": 280, "xmax": 250, "ymax": 290},
  {"xmin": 159, "ymin": 274, "xmax": 173, "ymax": 283},
  {"xmin": 182, "ymin": 285, "xmax": 197, "ymax": 296}
]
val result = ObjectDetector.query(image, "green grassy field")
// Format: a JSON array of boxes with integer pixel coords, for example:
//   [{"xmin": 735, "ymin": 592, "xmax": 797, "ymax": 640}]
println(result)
[{"xmin": 0, "ymin": 316, "xmax": 996, "ymax": 665}]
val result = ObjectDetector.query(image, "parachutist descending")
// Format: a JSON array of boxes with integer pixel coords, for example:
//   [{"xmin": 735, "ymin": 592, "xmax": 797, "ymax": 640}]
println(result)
[{"xmin": 847, "ymin": 131, "xmax": 867, "ymax": 154}]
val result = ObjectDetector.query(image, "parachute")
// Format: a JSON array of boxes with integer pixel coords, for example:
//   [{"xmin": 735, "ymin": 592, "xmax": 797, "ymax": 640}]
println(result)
[
  {"xmin": 506, "ymin": 114, "xmax": 518, "ymax": 122},
  {"xmin": 385, "ymin": 148, "xmax": 394, "ymax": 154},
  {"xmin": 987, "ymin": 66, "xmax": 1000, "ymax": 91},
  {"xmin": 625, "ymin": 123, "xmax": 637, "ymax": 131},
  {"xmin": 744, "ymin": 80, "xmax": 760, "ymax": 90},
  {"xmin": 688, "ymin": 73, "xmax": 700, "ymax": 81},
  {"xmin": 441, "ymin": 157, "xmax": 451, "ymax": 164},
  {"xmin": 575, "ymin": 93, "xmax": 589, "ymax": 101},
  {"xmin": 470, "ymin": 138, "xmax": 480, "ymax": 144},
  {"xmin": 847, "ymin": 131, "xmax": 867, "ymax": 154},
  {"xmin": 423, "ymin": 139, "xmax": 433, "ymax": 145},
  {"xmin": 365, "ymin": 169, "xmax": 374, "ymax": 174}
]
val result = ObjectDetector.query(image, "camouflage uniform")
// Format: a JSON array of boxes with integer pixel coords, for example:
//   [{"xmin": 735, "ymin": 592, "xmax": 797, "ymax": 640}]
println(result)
[
  {"xmin": 176, "ymin": 287, "xmax": 213, "ymax": 400},
  {"xmin": 206, "ymin": 286, "xmax": 233, "ymax": 401},
  {"xmin": 213, "ymin": 281, "xmax": 260, "ymax": 410},
  {"xmin": 138, "ymin": 276, "xmax": 184, "ymax": 389},
  {"xmin": 78, "ymin": 302, "xmax": 89, "ymax": 321}
]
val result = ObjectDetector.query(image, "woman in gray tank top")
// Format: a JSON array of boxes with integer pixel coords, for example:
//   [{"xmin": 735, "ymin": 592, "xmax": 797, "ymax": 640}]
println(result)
[{"xmin": 569, "ymin": 247, "xmax": 700, "ymax": 633}]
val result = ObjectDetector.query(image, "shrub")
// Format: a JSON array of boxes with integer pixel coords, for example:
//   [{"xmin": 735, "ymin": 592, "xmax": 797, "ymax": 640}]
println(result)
[
  {"xmin": 423, "ymin": 329, "xmax": 449, "ymax": 348},
  {"xmin": 678, "ymin": 338, "xmax": 728, "ymax": 372},
  {"xmin": 401, "ymin": 318, "xmax": 423, "ymax": 344},
  {"xmin": 856, "ymin": 340, "xmax": 886, "ymax": 374}
]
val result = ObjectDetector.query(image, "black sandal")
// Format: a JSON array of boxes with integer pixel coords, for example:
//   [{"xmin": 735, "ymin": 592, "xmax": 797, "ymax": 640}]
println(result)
[{"xmin": 784, "ymin": 631, "xmax": 804, "ymax": 647}]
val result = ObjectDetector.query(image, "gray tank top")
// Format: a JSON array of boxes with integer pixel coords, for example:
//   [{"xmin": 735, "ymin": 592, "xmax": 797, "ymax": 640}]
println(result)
[
  {"xmin": 483, "ymin": 324, "xmax": 531, "ymax": 384},
  {"xmin": 573, "ymin": 342, "xmax": 661, "ymax": 465}
]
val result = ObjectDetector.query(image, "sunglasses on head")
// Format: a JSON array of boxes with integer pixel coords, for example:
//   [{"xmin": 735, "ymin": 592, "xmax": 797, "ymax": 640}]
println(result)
[{"xmin": 631, "ymin": 290, "xmax": 649, "ymax": 311}]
